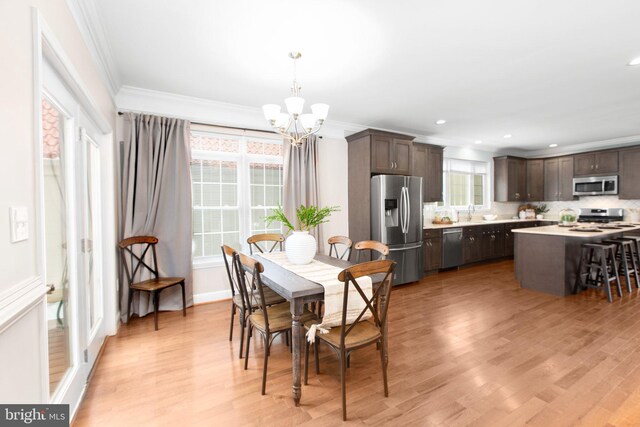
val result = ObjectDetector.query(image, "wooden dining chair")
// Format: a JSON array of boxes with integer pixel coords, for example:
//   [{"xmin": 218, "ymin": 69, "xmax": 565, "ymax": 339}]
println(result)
[
  {"xmin": 237, "ymin": 253, "xmax": 315, "ymax": 395},
  {"xmin": 222, "ymin": 245, "xmax": 285, "ymax": 359},
  {"xmin": 247, "ymin": 233, "xmax": 285, "ymax": 255},
  {"xmin": 328, "ymin": 236, "xmax": 353, "ymax": 260},
  {"xmin": 303, "ymin": 259, "xmax": 396, "ymax": 421},
  {"xmin": 353, "ymin": 240, "xmax": 389, "ymax": 262},
  {"xmin": 118, "ymin": 236, "xmax": 186, "ymax": 331}
]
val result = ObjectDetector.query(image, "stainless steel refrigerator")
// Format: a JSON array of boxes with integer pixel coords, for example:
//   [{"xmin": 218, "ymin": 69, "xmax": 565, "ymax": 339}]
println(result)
[{"xmin": 371, "ymin": 175, "xmax": 423, "ymax": 285}]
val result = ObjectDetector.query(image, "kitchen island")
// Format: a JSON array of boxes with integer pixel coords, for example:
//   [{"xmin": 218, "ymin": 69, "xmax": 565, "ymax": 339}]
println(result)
[{"xmin": 513, "ymin": 224, "xmax": 640, "ymax": 296}]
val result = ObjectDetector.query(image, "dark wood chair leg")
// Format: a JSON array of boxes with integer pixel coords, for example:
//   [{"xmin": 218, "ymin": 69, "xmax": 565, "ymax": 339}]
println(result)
[
  {"xmin": 314, "ymin": 339, "xmax": 320, "ymax": 374},
  {"xmin": 127, "ymin": 289, "xmax": 134, "ymax": 323},
  {"xmin": 181, "ymin": 282, "xmax": 186, "ymax": 316},
  {"xmin": 340, "ymin": 350, "xmax": 347, "ymax": 421},
  {"xmin": 261, "ymin": 334, "xmax": 269, "ymax": 395},
  {"xmin": 153, "ymin": 291, "xmax": 159, "ymax": 331},
  {"xmin": 244, "ymin": 324, "xmax": 252, "ymax": 370},
  {"xmin": 304, "ymin": 338, "xmax": 310, "ymax": 385},
  {"xmin": 380, "ymin": 339, "xmax": 389, "ymax": 397},
  {"xmin": 347, "ymin": 353, "xmax": 351, "ymax": 368},
  {"xmin": 239, "ymin": 311, "xmax": 245, "ymax": 359},
  {"xmin": 229, "ymin": 303, "xmax": 235, "ymax": 341}
]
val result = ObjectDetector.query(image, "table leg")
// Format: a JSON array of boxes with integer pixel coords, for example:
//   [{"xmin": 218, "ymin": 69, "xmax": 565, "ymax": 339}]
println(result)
[{"xmin": 290, "ymin": 298, "xmax": 303, "ymax": 406}]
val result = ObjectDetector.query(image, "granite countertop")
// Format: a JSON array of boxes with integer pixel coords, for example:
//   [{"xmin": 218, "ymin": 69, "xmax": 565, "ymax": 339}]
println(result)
[
  {"xmin": 423, "ymin": 218, "xmax": 555, "ymax": 230},
  {"xmin": 512, "ymin": 224, "xmax": 640, "ymax": 237}
]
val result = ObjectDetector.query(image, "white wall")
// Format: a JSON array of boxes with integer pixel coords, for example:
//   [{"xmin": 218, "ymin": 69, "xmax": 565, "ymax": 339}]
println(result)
[
  {"xmin": 0, "ymin": 0, "xmax": 115, "ymax": 404},
  {"xmin": 317, "ymin": 137, "xmax": 349, "ymax": 252}
]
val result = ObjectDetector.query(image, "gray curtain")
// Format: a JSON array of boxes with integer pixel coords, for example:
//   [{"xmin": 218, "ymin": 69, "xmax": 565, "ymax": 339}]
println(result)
[
  {"xmin": 119, "ymin": 113, "xmax": 193, "ymax": 320},
  {"xmin": 283, "ymin": 135, "xmax": 323, "ymax": 252}
]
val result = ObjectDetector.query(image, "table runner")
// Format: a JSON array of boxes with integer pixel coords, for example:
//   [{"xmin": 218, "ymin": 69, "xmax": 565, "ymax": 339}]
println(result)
[{"xmin": 257, "ymin": 252, "xmax": 372, "ymax": 343}]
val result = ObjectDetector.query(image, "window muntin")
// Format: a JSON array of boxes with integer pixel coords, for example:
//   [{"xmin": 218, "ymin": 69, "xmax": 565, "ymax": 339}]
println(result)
[
  {"xmin": 441, "ymin": 158, "xmax": 488, "ymax": 210},
  {"xmin": 191, "ymin": 131, "xmax": 283, "ymax": 261}
]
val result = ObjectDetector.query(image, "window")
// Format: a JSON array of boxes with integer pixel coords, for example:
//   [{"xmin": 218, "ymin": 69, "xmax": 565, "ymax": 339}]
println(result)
[
  {"xmin": 441, "ymin": 158, "xmax": 488, "ymax": 210},
  {"xmin": 191, "ymin": 130, "xmax": 283, "ymax": 262}
]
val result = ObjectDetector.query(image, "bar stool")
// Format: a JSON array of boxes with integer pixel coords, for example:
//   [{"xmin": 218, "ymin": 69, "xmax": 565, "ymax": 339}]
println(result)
[
  {"xmin": 577, "ymin": 242, "xmax": 622, "ymax": 302},
  {"xmin": 603, "ymin": 238, "xmax": 639, "ymax": 293},
  {"xmin": 620, "ymin": 235, "xmax": 640, "ymax": 287}
]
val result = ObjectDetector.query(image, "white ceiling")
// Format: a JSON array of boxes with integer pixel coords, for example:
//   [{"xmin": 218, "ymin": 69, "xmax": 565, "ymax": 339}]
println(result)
[{"xmin": 90, "ymin": 0, "xmax": 640, "ymax": 151}]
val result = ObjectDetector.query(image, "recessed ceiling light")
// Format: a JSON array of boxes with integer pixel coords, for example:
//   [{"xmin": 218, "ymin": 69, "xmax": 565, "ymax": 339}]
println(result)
[
  {"xmin": 474, "ymin": 140, "xmax": 482, "ymax": 144},
  {"xmin": 435, "ymin": 119, "xmax": 447, "ymax": 125},
  {"xmin": 628, "ymin": 57, "xmax": 640, "ymax": 66},
  {"xmin": 549, "ymin": 144, "xmax": 558, "ymax": 148},
  {"xmin": 503, "ymin": 134, "xmax": 512, "ymax": 139}
]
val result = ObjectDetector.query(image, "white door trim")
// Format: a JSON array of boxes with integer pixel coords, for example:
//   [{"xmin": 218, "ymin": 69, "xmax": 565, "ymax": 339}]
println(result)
[{"xmin": 32, "ymin": 7, "xmax": 117, "ymax": 418}]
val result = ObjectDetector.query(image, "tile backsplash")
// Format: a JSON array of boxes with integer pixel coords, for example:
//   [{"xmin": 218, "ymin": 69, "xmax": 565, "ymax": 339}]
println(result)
[{"xmin": 424, "ymin": 196, "xmax": 640, "ymax": 224}]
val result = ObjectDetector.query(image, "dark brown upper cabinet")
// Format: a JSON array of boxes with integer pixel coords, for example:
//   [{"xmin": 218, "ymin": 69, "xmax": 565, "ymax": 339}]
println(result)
[
  {"xmin": 525, "ymin": 159, "xmax": 544, "ymax": 201},
  {"xmin": 412, "ymin": 143, "xmax": 444, "ymax": 203},
  {"xmin": 346, "ymin": 129, "xmax": 416, "ymax": 252},
  {"xmin": 368, "ymin": 131, "xmax": 413, "ymax": 175},
  {"xmin": 619, "ymin": 146, "xmax": 640, "ymax": 199},
  {"xmin": 494, "ymin": 156, "xmax": 526, "ymax": 202},
  {"xmin": 544, "ymin": 156, "xmax": 574, "ymax": 201},
  {"xmin": 574, "ymin": 150, "xmax": 618, "ymax": 176}
]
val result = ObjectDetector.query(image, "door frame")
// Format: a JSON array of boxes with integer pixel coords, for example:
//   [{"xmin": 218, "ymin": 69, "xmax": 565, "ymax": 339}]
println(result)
[{"xmin": 32, "ymin": 7, "xmax": 117, "ymax": 416}]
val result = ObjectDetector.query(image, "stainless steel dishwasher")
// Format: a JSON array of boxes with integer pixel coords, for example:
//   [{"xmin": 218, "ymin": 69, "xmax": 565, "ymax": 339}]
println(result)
[{"xmin": 442, "ymin": 228, "xmax": 463, "ymax": 268}]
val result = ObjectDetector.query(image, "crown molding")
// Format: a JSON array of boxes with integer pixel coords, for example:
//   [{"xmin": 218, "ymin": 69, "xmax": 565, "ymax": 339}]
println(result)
[
  {"xmin": 116, "ymin": 85, "xmax": 369, "ymax": 140},
  {"xmin": 65, "ymin": 0, "xmax": 120, "ymax": 99},
  {"xmin": 115, "ymin": 85, "xmax": 640, "ymax": 156},
  {"xmin": 523, "ymin": 134, "xmax": 640, "ymax": 158}
]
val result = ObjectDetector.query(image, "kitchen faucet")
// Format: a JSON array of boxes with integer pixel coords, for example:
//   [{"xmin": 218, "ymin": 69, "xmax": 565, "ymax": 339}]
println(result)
[{"xmin": 467, "ymin": 204, "xmax": 475, "ymax": 222}]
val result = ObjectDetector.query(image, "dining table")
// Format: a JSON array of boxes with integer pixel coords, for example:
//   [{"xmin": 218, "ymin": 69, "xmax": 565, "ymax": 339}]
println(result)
[{"xmin": 252, "ymin": 253, "xmax": 350, "ymax": 406}]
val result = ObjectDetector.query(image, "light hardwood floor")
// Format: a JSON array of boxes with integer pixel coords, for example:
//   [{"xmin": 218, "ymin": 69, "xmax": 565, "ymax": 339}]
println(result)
[{"xmin": 74, "ymin": 260, "xmax": 640, "ymax": 426}]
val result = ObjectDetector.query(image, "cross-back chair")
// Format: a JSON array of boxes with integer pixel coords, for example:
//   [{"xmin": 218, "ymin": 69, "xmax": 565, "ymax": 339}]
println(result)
[
  {"xmin": 247, "ymin": 233, "xmax": 285, "ymax": 255},
  {"xmin": 236, "ymin": 252, "xmax": 315, "ymax": 395},
  {"xmin": 222, "ymin": 245, "xmax": 285, "ymax": 359},
  {"xmin": 328, "ymin": 236, "xmax": 353, "ymax": 260},
  {"xmin": 353, "ymin": 240, "xmax": 389, "ymax": 263},
  {"xmin": 118, "ymin": 236, "xmax": 186, "ymax": 331},
  {"xmin": 303, "ymin": 259, "xmax": 396, "ymax": 421}
]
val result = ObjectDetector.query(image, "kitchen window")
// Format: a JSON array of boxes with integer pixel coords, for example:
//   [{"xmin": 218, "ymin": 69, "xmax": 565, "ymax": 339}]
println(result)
[
  {"xmin": 440, "ymin": 158, "xmax": 489, "ymax": 210},
  {"xmin": 191, "ymin": 128, "xmax": 283, "ymax": 266}
]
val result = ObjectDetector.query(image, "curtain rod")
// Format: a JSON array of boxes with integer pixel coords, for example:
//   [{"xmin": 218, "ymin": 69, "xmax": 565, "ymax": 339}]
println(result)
[{"xmin": 116, "ymin": 111, "xmax": 322, "ymax": 138}]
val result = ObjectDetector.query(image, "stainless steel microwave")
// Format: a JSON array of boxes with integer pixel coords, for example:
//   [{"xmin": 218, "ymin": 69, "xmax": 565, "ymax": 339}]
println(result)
[{"xmin": 572, "ymin": 175, "xmax": 618, "ymax": 196}]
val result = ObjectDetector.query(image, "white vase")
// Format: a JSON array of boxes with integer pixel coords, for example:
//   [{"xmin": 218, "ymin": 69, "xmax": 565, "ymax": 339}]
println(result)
[{"xmin": 285, "ymin": 231, "xmax": 317, "ymax": 265}]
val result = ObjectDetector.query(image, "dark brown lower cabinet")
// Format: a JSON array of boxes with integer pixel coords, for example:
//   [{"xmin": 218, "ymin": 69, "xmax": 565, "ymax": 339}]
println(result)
[
  {"xmin": 463, "ymin": 227, "xmax": 482, "ymax": 264},
  {"xmin": 428, "ymin": 221, "xmax": 550, "ymax": 270},
  {"xmin": 423, "ymin": 229, "xmax": 442, "ymax": 272},
  {"xmin": 504, "ymin": 223, "xmax": 527, "ymax": 257},
  {"xmin": 479, "ymin": 225, "xmax": 504, "ymax": 260}
]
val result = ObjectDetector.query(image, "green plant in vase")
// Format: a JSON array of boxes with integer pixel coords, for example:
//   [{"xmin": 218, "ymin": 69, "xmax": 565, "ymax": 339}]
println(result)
[
  {"xmin": 534, "ymin": 203, "xmax": 549, "ymax": 219},
  {"xmin": 265, "ymin": 205, "xmax": 339, "ymax": 264}
]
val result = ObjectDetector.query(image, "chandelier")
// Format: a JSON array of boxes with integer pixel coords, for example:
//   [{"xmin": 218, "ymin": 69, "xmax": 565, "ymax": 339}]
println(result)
[{"xmin": 262, "ymin": 52, "xmax": 329, "ymax": 147}]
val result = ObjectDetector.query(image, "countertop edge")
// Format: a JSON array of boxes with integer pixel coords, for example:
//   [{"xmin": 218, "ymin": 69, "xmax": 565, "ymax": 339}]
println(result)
[{"xmin": 423, "ymin": 219, "xmax": 556, "ymax": 230}]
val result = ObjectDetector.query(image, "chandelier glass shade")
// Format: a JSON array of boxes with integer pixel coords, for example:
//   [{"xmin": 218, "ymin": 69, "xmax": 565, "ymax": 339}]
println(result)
[{"xmin": 262, "ymin": 52, "xmax": 329, "ymax": 147}]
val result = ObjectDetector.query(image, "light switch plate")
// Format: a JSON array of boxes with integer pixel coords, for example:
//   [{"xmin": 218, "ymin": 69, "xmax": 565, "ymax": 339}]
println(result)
[{"xmin": 10, "ymin": 206, "xmax": 28, "ymax": 243}]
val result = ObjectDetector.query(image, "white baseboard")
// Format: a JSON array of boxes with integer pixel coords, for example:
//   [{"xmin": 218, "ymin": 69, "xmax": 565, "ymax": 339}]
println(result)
[{"xmin": 193, "ymin": 289, "xmax": 231, "ymax": 304}]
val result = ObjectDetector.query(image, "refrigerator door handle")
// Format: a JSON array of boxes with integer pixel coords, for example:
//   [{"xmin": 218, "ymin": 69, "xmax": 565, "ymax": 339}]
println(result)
[
  {"xmin": 399, "ymin": 186, "xmax": 406, "ymax": 234},
  {"xmin": 405, "ymin": 186, "xmax": 411, "ymax": 234},
  {"xmin": 389, "ymin": 243, "xmax": 423, "ymax": 251},
  {"xmin": 403, "ymin": 187, "xmax": 410, "ymax": 234}
]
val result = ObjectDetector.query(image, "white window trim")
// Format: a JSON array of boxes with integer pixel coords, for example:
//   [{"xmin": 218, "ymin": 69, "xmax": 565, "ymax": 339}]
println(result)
[
  {"xmin": 190, "ymin": 130, "xmax": 283, "ymax": 266},
  {"xmin": 438, "ymin": 158, "xmax": 491, "ymax": 212}
]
